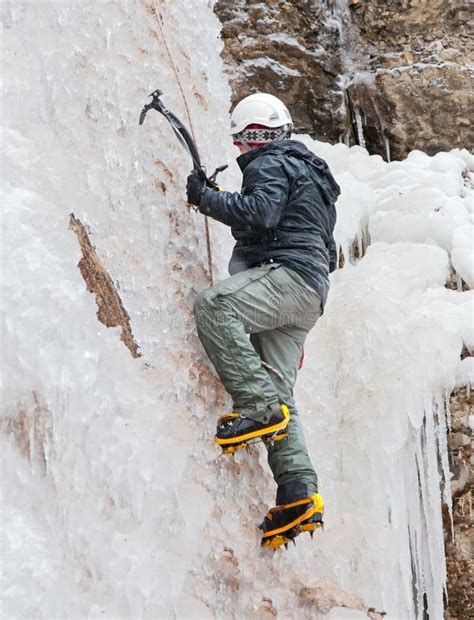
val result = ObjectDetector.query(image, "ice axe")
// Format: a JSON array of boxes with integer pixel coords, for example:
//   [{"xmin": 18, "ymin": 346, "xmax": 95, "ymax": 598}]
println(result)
[{"xmin": 139, "ymin": 88, "xmax": 227, "ymax": 188}]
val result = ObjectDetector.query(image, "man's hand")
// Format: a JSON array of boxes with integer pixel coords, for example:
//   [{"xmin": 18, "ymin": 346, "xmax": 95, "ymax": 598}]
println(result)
[{"xmin": 186, "ymin": 172, "xmax": 206, "ymax": 206}]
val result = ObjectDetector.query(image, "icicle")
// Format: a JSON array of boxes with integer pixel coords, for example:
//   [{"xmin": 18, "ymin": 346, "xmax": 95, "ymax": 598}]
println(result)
[
  {"xmin": 357, "ymin": 232, "xmax": 363, "ymax": 259},
  {"xmin": 456, "ymin": 272, "xmax": 462, "ymax": 292},
  {"xmin": 366, "ymin": 94, "xmax": 393, "ymax": 162},
  {"xmin": 445, "ymin": 394, "xmax": 452, "ymax": 433},
  {"xmin": 354, "ymin": 107, "xmax": 366, "ymax": 148},
  {"xmin": 384, "ymin": 135, "xmax": 391, "ymax": 163},
  {"xmin": 435, "ymin": 398, "xmax": 454, "ymax": 542}
]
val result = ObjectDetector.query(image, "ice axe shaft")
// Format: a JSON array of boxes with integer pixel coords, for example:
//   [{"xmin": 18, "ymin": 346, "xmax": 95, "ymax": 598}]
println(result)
[{"xmin": 139, "ymin": 89, "xmax": 227, "ymax": 187}]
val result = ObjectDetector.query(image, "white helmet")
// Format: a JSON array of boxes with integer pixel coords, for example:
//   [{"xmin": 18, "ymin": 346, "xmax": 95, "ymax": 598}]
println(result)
[{"xmin": 229, "ymin": 93, "xmax": 293, "ymax": 135}]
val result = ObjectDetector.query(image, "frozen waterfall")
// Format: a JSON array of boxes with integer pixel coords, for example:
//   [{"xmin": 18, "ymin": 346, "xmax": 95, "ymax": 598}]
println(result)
[{"xmin": 1, "ymin": 1, "xmax": 473, "ymax": 619}]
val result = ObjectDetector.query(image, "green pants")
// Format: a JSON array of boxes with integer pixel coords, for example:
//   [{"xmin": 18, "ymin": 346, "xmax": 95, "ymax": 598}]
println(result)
[{"xmin": 194, "ymin": 263, "xmax": 321, "ymax": 496}]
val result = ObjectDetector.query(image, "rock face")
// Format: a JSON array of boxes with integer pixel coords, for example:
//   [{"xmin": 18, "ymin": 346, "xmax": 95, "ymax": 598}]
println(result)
[
  {"xmin": 214, "ymin": 0, "xmax": 473, "ymax": 160},
  {"xmin": 69, "ymin": 214, "xmax": 141, "ymax": 359},
  {"xmin": 445, "ymin": 380, "xmax": 474, "ymax": 620},
  {"xmin": 215, "ymin": 0, "xmax": 348, "ymax": 143},
  {"xmin": 346, "ymin": 0, "xmax": 473, "ymax": 160}
]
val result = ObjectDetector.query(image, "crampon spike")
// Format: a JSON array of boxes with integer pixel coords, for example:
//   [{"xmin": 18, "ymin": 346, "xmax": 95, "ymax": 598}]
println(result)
[{"xmin": 260, "ymin": 493, "xmax": 324, "ymax": 550}]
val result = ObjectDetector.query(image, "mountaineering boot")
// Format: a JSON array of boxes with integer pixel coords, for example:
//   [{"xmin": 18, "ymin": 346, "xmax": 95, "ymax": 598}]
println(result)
[
  {"xmin": 215, "ymin": 404, "xmax": 290, "ymax": 454},
  {"xmin": 259, "ymin": 493, "xmax": 324, "ymax": 551}
]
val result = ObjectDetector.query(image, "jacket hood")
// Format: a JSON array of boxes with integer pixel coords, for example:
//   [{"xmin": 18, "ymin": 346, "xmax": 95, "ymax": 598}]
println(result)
[{"xmin": 237, "ymin": 140, "xmax": 340, "ymax": 204}]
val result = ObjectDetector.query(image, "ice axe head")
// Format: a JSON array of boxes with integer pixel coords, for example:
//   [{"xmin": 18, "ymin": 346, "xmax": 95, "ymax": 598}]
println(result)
[{"xmin": 138, "ymin": 89, "xmax": 164, "ymax": 125}]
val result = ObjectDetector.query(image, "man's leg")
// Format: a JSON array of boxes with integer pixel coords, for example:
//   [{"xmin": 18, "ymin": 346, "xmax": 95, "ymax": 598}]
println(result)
[
  {"xmin": 251, "ymin": 326, "xmax": 319, "ymax": 502},
  {"xmin": 194, "ymin": 263, "xmax": 287, "ymax": 423},
  {"xmin": 194, "ymin": 263, "xmax": 321, "ymax": 492}
]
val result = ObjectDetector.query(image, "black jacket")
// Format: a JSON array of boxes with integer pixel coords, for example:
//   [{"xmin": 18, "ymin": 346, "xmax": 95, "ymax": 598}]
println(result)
[{"xmin": 199, "ymin": 140, "xmax": 340, "ymax": 306}]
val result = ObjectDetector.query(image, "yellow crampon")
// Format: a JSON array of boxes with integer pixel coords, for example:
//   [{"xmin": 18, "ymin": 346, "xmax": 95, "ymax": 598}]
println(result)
[
  {"xmin": 215, "ymin": 404, "xmax": 290, "ymax": 454},
  {"xmin": 219, "ymin": 432, "xmax": 288, "ymax": 454},
  {"xmin": 260, "ymin": 493, "xmax": 324, "ymax": 551}
]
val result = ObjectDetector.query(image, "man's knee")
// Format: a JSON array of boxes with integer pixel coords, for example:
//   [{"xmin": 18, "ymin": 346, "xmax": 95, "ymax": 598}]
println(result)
[
  {"xmin": 194, "ymin": 287, "xmax": 213, "ymax": 312},
  {"xmin": 193, "ymin": 288, "xmax": 218, "ymax": 326}
]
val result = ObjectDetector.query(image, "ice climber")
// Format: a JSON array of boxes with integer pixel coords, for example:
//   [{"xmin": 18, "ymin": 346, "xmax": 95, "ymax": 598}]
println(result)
[{"xmin": 186, "ymin": 93, "xmax": 340, "ymax": 550}]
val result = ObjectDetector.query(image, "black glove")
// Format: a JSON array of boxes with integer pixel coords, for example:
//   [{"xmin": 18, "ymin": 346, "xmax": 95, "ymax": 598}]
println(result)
[{"xmin": 186, "ymin": 172, "xmax": 206, "ymax": 206}]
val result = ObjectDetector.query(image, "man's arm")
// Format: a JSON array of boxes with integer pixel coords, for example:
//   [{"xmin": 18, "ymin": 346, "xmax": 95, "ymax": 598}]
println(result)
[{"xmin": 198, "ymin": 156, "xmax": 290, "ymax": 230}]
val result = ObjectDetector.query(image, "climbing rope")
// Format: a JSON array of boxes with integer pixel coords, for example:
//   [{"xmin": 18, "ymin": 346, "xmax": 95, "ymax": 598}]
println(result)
[{"xmin": 154, "ymin": 4, "xmax": 214, "ymax": 285}]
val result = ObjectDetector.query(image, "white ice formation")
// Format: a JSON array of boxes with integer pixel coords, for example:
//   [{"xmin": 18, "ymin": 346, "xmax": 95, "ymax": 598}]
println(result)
[{"xmin": 1, "ymin": 2, "xmax": 473, "ymax": 619}]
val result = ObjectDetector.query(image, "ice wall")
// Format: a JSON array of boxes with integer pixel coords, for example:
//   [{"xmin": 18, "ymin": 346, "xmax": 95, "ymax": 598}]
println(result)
[
  {"xmin": 295, "ymin": 138, "xmax": 473, "ymax": 618},
  {"xmin": 1, "ymin": 1, "xmax": 238, "ymax": 617},
  {"xmin": 1, "ymin": 1, "xmax": 473, "ymax": 619}
]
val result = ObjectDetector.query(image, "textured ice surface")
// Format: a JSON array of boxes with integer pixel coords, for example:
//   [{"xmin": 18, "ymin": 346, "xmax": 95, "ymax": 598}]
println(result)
[
  {"xmin": 1, "ymin": 1, "xmax": 473, "ymax": 619},
  {"xmin": 295, "ymin": 136, "xmax": 473, "ymax": 619}
]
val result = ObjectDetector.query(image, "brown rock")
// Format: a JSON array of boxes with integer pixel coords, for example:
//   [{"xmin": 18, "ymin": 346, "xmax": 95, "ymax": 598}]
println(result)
[
  {"xmin": 69, "ymin": 214, "xmax": 141, "ymax": 358},
  {"xmin": 445, "ymin": 385, "xmax": 474, "ymax": 619},
  {"xmin": 215, "ymin": 0, "xmax": 473, "ymax": 159},
  {"xmin": 299, "ymin": 578, "xmax": 366, "ymax": 613},
  {"xmin": 215, "ymin": 1, "xmax": 349, "ymax": 143}
]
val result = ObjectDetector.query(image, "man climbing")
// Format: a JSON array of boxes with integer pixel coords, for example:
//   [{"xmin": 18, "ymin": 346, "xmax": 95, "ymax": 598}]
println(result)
[{"xmin": 186, "ymin": 93, "xmax": 340, "ymax": 550}]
